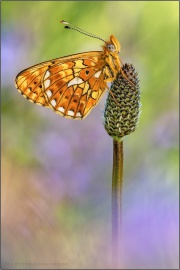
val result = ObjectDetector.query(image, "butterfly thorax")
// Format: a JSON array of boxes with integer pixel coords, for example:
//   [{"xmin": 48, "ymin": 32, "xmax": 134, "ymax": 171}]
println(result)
[{"xmin": 102, "ymin": 35, "xmax": 122, "ymax": 83}]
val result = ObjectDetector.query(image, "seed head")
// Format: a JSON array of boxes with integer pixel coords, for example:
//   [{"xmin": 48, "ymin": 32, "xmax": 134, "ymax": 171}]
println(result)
[{"xmin": 103, "ymin": 64, "xmax": 141, "ymax": 140}]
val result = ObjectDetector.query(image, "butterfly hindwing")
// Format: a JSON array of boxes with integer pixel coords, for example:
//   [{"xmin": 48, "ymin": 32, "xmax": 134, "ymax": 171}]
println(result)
[
  {"xmin": 42, "ymin": 55, "xmax": 107, "ymax": 119},
  {"xmin": 15, "ymin": 52, "xmax": 107, "ymax": 119}
]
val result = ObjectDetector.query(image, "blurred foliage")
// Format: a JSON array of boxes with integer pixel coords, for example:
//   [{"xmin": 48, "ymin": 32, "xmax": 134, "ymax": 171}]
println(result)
[{"xmin": 2, "ymin": 1, "xmax": 179, "ymax": 269}]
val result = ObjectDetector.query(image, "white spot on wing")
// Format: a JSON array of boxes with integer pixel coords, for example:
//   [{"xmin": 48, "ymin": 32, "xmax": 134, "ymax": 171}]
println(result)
[
  {"xmin": 58, "ymin": 107, "xmax": 65, "ymax": 113},
  {"xmin": 44, "ymin": 70, "xmax": 50, "ymax": 80},
  {"xmin": 67, "ymin": 77, "xmax": 84, "ymax": 87},
  {"xmin": 67, "ymin": 110, "xmax": 74, "ymax": 116},
  {"xmin": 44, "ymin": 79, "xmax": 50, "ymax": 89},
  {"xmin": 94, "ymin": 70, "xmax": 101, "ymax": 78},
  {"xmin": 50, "ymin": 99, "xmax": 56, "ymax": 107},
  {"xmin": 76, "ymin": 112, "xmax": 82, "ymax": 118},
  {"xmin": 23, "ymin": 88, "xmax": 31, "ymax": 96},
  {"xmin": 46, "ymin": 90, "xmax": 52, "ymax": 98}
]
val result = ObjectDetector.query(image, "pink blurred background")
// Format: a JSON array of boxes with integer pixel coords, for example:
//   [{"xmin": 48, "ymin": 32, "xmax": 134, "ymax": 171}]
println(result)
[{"xmin": 2, "ymin": 1, "xmax": 179, "ymax": 269}]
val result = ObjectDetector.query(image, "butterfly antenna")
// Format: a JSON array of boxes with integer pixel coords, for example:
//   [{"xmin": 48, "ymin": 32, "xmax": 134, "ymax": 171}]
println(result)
[{"xmin": 60, "ymin": 20, "xmax": 106, "ymax": 43}]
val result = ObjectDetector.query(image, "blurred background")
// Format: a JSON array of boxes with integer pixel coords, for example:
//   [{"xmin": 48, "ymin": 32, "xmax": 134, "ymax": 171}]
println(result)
[{"xmin": 1, "ymin": 1, "xmax": 179, "ymax": 269}]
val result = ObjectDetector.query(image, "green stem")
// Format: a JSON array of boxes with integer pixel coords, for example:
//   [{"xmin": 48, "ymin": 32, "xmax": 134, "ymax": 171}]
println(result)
[{"xmin": 112, "ymin": 139, "xmax": 124, "ymax": 268}]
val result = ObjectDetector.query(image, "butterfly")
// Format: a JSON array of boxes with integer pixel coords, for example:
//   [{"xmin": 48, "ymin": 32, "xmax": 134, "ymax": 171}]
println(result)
[{"xmin": 14, "ymin": 20, "xmax": 124, "ymax": 119}]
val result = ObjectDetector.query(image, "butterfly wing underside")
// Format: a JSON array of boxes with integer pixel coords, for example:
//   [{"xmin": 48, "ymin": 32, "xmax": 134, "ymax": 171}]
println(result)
[{"xmin": 15, "ymin": 52, "xmax": 107, "ymax": 119}]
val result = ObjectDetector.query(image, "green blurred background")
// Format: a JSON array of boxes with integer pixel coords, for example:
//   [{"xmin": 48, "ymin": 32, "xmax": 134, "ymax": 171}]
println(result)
[{"xmin": 2, "ymin": 1, "xmax": 179, "ymax": 269}]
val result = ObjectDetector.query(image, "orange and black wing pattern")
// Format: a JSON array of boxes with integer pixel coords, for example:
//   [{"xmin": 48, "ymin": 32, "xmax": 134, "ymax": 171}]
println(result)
[{"xmin": 15, "ymin": 52, "xmax": 108, "ymax": 119}]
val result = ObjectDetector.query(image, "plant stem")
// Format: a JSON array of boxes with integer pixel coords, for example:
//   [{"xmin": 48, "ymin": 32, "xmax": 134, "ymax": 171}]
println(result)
[{"xmin": 112, "ymin": 139, "xmax": 124, "ymax": 268}]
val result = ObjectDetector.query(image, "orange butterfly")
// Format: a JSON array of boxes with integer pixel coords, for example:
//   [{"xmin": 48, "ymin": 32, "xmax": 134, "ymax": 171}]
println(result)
[{"xmin": 15, "ymin": 20, "xmax": 123, "ymax": 119}]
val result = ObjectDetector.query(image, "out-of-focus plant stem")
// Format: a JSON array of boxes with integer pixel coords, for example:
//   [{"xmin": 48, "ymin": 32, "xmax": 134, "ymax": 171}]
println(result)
[{"xmin": 112, "ymin": 138, "xmax": 124, "ymax": 268}]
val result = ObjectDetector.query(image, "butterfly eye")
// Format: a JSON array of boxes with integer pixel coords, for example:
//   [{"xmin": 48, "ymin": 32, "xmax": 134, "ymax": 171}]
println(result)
[{"xmin": 107, "ymin": 44, "xmax": 115, "ymax": 52}]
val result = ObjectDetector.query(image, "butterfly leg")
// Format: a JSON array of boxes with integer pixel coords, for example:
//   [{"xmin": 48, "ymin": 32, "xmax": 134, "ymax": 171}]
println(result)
[
  {"xmin": 105, "ymin": 55, "xmax": 135, "ymax": 86},
  {"xmin": 103, "ymin": 66, "xmax": 117, "ymax": 83},
  {"xmin": 103, "ymin": 55, "xmax": 121, "ymax": 82}
]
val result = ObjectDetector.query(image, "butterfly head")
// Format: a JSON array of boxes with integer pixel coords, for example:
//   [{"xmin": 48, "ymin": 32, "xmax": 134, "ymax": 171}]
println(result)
[{"xmin": 104, "ymin": 35, "xmax": 121, "ymax": 55}]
